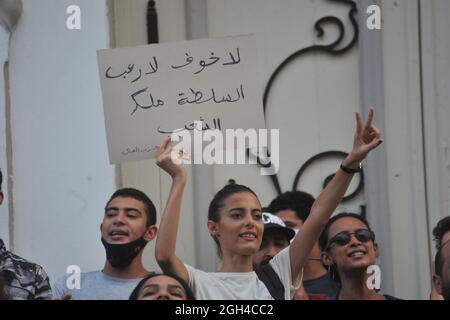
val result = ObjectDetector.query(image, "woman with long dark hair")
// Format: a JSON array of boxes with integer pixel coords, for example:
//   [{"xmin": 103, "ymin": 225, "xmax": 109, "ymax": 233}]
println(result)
[{"xmin": 155, "ymin": 109, "xmax": 382, "ymax": 299}]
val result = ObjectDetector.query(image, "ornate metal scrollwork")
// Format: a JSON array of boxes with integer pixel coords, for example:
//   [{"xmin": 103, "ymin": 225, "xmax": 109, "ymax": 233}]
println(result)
[
  {"xmin": 263, "ymin": 0, "xmax": 358, "ymax": 110},
  {"xmin": 292, "ymin": 151, "xmax": 364, "ymax": 202},
  {"xmin": 250, "ymin": 0, "xmax": 360, "ymax": 202}
]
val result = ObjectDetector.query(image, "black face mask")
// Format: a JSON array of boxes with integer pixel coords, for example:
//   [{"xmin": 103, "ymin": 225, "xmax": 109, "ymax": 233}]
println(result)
[{"xmin": 101, "ymin": 236, "xmax": 148, "ymax": 269}]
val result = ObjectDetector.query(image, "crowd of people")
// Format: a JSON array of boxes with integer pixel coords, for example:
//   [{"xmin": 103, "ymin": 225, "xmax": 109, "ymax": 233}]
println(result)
[{"xmin": 1, "ymin": 110, "xmax": 449, "ymax": 300}]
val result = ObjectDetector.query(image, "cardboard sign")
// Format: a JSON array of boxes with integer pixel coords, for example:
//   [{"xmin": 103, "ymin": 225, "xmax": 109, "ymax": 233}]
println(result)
[{"xmin": 97, "ymin": 34, "xmax": 265, "ymax": 164}]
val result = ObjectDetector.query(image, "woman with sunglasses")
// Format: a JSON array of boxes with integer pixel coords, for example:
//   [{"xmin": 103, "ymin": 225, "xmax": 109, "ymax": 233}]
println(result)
[
  {"xmin": 155, "ymin": 109, "xmax": 383, "ymax": 299},
  {"xmin": 319, "ymin": 213, "xmax": 400, "ymax": 300}
]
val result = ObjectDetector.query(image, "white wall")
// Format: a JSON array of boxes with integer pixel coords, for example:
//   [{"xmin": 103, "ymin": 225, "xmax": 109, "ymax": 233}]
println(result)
[
  {"xmin": 381, "ymin": 0, "xmax": 430, "ymax": 299},
  {"xmin": 8, "ymin": 0, "xmax": 116, "ymax": 284},
  {"xmin": 422, "ymin": 0, "xmax": 450, "ymax": 250}
]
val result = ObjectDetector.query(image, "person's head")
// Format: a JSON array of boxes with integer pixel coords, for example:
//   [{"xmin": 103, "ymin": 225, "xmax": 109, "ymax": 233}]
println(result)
[
  {"xmin": 207, "ymin": 180, "xmax": 263, "ymax": 259},
  {"xmin": 267, "ymin": 191, "xmax": 315, "ymax": 230},
  {"xmin": 319, "ymin": 213, "xmax": 378, "ymax": 282},
  {"xmin": 101, "ymin": 188, "xmax": 157, "ymax": 245},
  {"xmin": 0, "ymin": 168, "xmax": 3, "ymax": 205},
  {"xmin": 433, "ymin": 216, "xmax": 450, "ymax": 300},
  {"xmin": 101, "ymin": 188, "xmax": 158, "ymax": 268},
  {"xmin": 129, "ymin": 273, "xmax": 195, "ymax": 300},
  {"xmin": 253, "ymin": 212, "xmax": 295, "ymax": 267}
]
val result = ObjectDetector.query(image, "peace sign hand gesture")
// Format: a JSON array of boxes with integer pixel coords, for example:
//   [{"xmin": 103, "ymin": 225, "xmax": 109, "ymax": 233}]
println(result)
[{"xmin": 347, "ymin": 107, "xmax": 383, "ymax": 166}]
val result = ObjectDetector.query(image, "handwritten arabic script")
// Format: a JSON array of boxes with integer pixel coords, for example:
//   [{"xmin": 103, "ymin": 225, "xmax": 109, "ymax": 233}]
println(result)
[
  {"xmin": 157, "ymin": 117, "xmax": 222, "ymax": 135},
  {"xmin": 121, "ymin": 145, "xmax": 159, "ymax": 156},
  {"xmin": 97, "ymin": 34, "xmax": 265, "ymax": 164},
  {"xmin": 104, "ymin": 48, "xmax": 243, "ymax": 116}
]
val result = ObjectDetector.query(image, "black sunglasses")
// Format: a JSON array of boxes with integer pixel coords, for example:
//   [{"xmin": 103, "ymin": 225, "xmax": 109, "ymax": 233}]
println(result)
[{"xmin": 326, "ymin": 229, "xmax": 375, "ymax": 251}]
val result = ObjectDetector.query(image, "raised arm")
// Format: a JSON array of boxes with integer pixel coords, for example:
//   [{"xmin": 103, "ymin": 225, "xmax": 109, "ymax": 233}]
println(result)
[
  {"xmin": 289, "ymin": 108, "xmax": 383, "ymax": 282},
  {"xmin": 154, "ymin": 136, "xmax": 189, "ymax": 283}
]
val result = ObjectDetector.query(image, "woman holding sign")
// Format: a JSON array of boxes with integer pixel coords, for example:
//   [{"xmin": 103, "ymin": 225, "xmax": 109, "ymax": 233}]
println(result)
[{"xmin": 155, "ymin": 109, "xmax": 383, "ymax": 300}]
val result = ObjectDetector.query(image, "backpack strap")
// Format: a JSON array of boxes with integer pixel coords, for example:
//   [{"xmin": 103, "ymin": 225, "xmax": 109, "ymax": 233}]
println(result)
[{"xmin": 255, "ymin": 263, "xmax": 285, "ymax": 300}]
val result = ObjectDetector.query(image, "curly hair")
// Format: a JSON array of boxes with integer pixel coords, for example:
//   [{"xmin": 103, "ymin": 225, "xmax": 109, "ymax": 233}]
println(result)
[
  {"xmin": 433, "ymin": 216, "xmax": 450, "ymax": 277},
  {"xmin": 267, "ymin": 191, "xmax": 315, "ymax": 222},
  {"xmin": 433, "ymin": 216, "xmax": 450, "ymax": 250}
]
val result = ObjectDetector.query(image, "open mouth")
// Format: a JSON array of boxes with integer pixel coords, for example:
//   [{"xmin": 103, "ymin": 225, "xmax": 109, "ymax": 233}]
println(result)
[
  {"xmin": 239, "ymin": 232, "xmax": 257, "ymax": 241},
  {"xmin": 109, "ymin": 230, "xmax": 129, "ymax": 239},
  {"xmin": 347, "ymin": 250, "xmax": 367, "ymax": 258}
]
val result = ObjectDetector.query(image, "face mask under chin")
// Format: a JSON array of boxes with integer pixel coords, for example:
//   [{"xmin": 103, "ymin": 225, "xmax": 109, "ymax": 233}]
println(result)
[{"xmin": 101, "ymin": 236, "xmax": 148, "ymax": 269}]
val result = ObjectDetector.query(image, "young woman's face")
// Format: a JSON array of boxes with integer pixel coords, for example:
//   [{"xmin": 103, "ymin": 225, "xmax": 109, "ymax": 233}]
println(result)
[
  {"xmin": 137, "ymin": 275, "xmax": 188, "ymax": 300},
  {"xmin": 325, "ymin": 217, "xmax": 378, "ymax": 273},
  {"xmin": 210, "ymin": 192, "xmax": 264, "ymax": 257}
]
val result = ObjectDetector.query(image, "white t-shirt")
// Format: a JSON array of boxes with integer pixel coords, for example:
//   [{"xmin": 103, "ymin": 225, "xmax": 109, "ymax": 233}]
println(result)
[{"xmin": 186, "ymin": 247, "xmax": 302, "ymax": 300}]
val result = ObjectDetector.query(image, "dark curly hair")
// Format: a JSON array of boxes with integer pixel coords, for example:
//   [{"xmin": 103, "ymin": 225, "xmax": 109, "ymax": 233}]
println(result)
[
  {"xmin": 267, "ymin": 191, "xmax": 315, "ymax": 223},
  {"xmin": 433, "ymin": 216, "xmax": 450, "ymax": 250},
  {"xmin": 433, "ymin": 216, "xmax": 450, "ymax": 277}
]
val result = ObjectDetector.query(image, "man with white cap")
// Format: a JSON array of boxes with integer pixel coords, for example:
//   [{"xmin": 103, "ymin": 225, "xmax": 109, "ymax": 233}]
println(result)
[
  {"xmin": 253, "ymin": 212, "xmax": 295, "ymax": 267},
  {"xmin": 252, "ymin": 212, "xmax": 313, "ymax": 300}
]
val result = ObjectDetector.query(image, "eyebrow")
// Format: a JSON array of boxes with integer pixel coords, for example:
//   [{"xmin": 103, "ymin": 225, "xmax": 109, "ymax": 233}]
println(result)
[
  {"xmin": 228, "ymin": 207, "xmax": 261, "ymax": 212},
  {"xmin": 142, "ymin": 284, "xmax": 184, "ymax": 291},
  {"xmin": 262, "ymin": 235, "xmax": 288, "ymax": 244},
  {"xmin": 167, "ymin": 284, "xmax": 184, "ymax": 290},
  {"xmin": 105, "ymin": 207, "xmax": 143, "ymax": 214},
  {"xmin": 271, "ymin": 234, "xmax": 288, "ymax": 241},
  {"xmin": 142, "ymin": 284, "xmax": 159, "ymax": 290}
]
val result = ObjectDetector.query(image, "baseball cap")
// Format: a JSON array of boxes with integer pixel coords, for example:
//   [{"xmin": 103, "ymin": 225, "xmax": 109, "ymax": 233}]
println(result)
[{"xmin": 262, "ymin": 212, "xmax": 295, "ymax": 242}]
